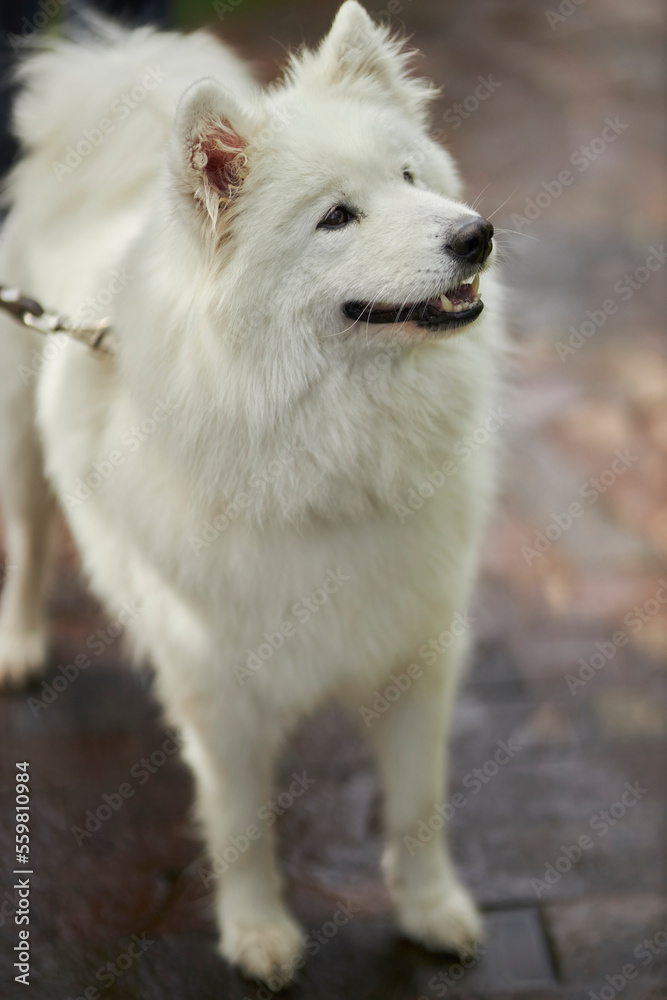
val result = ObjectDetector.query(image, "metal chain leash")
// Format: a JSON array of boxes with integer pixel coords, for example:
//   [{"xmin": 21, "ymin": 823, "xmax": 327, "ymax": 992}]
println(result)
[{"xmin": 0, "ymin": 284, "xmax": 117, "ymax": 355}]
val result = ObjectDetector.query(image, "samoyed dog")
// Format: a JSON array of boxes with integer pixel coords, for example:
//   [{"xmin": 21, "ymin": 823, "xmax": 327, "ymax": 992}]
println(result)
[{"xmin": 0, "ymin": 0, "xmax": 502, "ymax": 985}]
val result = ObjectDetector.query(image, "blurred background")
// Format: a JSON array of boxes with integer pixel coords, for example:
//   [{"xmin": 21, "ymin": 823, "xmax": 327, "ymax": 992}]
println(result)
[{"xmin": 0, "ymin": 1, "xmax": 665, "ymax": 997}]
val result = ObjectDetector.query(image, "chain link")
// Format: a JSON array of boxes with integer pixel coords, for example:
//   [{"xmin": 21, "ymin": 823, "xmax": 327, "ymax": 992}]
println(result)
[{"xmin": 0, "ymin": 284, "xmax": 117, "ymax": 354}]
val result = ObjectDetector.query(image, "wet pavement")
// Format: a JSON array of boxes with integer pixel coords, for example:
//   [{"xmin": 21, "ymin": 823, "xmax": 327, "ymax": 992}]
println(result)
[{"xmin": 1, "ymin": 0, "xmax": 666, "ymax": 997}]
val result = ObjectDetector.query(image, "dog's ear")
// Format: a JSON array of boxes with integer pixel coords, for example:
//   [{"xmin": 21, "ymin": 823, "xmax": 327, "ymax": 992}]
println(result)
[
  {"xmin": 311, "ymin": 1, "xmax": 436, "ymax": 118},
  {"xmin": 173, "ymin": 78, "xmax": 254, "ymax": 227}
]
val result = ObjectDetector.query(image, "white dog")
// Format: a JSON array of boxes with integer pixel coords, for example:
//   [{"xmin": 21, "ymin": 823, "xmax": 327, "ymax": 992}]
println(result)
[{"xmin": 0, "ymin": 1, "xmax": 503, "ymax": 985}]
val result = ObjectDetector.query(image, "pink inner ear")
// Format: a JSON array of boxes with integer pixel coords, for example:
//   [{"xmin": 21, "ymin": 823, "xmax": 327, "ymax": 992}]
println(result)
[{"xmin": 200, "ymin": 121, "xmax": 246, "ymax": 197}]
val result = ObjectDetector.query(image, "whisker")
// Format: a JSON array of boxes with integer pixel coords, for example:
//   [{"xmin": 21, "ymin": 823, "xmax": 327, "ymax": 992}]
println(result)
[
  {"xmin": 494, "ymin": 228, "xmax": 540, "ymax": 241},
  {"xmin": 323, "ymin": 312, "xmax": 362, "ymax": 338},
  {"xmin": 485, "ymin": 187, "xmax": 518, "ymax": 221},
  {"xmin": 364, "ymin": 290, "xmax": 385, "ymax": 347},
  {"xmin": 470, "ymin": 182, "xmax": 491, "ymax": 213}
]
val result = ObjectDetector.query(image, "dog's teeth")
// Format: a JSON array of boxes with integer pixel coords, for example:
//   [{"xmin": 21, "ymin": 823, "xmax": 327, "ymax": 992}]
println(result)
[
  {"xmin": 440, "ymin": 294, "xmax": 453, "ymax": 313},
  {"xmin": 471, "ymin": 274, "xmax": 480, "ymax": 296}
]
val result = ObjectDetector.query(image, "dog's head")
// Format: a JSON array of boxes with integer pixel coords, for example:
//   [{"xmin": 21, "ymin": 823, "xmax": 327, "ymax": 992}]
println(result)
[{"xmin": 170, "ymin": 1, "xmax": 495, "ymax": 348}]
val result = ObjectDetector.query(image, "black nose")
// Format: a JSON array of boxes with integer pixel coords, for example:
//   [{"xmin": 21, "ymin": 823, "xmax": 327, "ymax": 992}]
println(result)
[{"xmin": 446, "ymin": 217, "xmax": 494, "ymax": 264}]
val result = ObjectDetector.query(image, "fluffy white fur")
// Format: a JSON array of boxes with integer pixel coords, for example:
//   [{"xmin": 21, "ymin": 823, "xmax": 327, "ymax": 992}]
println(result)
[{"xmin": 0, "ymin": 2, "xmax": 503, "ymax": 985}]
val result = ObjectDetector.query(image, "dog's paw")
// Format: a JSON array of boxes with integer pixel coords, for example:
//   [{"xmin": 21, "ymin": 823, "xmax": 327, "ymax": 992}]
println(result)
[
  {"xmin": 221, "ymin": 915, "xmax": 304, "ymax": 988},
  {"xmin": 0, "ymin": 626, "xmax": 47, "ymax": 686},
  {"xmin": 396, "ymin": 879, "xmax": 484, "ymax": 956}
]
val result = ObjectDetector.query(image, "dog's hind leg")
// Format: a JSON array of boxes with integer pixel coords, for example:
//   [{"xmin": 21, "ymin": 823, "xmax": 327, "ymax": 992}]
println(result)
[{"xmin": 0, "ymin": 320, "xmax": 57, "ymax": 684}]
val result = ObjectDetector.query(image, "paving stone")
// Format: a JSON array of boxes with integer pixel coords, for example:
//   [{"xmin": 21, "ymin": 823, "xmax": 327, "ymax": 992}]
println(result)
[
  {"xmin": 544, "ymin": 893, "xmax": 667, "ymax": 984},
  {"xmin": 563, "ymin": 987, "xmax": 667, "ymax": 1000},
  {"xmin": 9, "ymin": 661, "xmax": 160, "ymax": 737}
]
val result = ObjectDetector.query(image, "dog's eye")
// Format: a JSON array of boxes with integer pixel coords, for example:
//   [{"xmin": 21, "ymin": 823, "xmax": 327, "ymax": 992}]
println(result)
[
  {"xmin": 403, "ymin": 170, "xmax": 415, "ymax": 184},
  {"xmin": 318, "ymin": 205, "xmax": 354, "ymax": 229}
]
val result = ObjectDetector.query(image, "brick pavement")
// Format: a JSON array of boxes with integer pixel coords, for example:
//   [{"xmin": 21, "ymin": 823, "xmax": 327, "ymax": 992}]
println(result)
[{"xmin": 1, "ymin": 1, "xmax": 665, "ymax": 997}]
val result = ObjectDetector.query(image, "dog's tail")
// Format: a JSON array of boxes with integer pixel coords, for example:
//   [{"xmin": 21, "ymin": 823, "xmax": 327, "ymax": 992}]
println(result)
[
  {"xmin": 5, "ymin": 18, "xmax": 172, "ymax": 211},
  {"xmin": 2, "ymin": 16, "xmax": 247, "ymax": 219}
]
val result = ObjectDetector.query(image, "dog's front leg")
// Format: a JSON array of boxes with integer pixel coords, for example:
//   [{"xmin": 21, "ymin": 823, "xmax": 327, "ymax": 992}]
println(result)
[
  {"xmin": 367, "ymin": 647, "xmax": 483, "ymax": 956},
  {"xmin": 181, "ymin": 719, "xmax": 304, "ymax": 987}
]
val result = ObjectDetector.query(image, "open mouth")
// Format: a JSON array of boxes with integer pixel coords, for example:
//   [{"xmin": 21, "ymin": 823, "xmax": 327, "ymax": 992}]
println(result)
[{"xmin": 343, "ymin": 275, "xmax": 483, "ymax": 331}]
